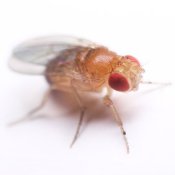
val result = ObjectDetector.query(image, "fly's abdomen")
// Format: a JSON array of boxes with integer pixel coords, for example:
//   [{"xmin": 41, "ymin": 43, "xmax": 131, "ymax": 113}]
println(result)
[{"xmin": 45, "ymin": 46, "xmax": 89, "ymax": 91}]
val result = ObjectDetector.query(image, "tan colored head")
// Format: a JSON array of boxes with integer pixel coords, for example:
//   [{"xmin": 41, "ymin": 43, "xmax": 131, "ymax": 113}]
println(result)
[{"xmin": 108, "ymin": 55, "xmax": 144, "ymax": 92}]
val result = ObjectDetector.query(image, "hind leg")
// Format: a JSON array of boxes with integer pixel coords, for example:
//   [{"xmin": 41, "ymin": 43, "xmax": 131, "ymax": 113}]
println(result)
[{"xmin": 8, "ymin": 88, "xmax": 52, "ymax": 126}]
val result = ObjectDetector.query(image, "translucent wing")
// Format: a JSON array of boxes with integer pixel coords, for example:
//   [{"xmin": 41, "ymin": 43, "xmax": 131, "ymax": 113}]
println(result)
[{"xmin": 9, "ymin": 35, "xmax": 98, "ymax": 75}]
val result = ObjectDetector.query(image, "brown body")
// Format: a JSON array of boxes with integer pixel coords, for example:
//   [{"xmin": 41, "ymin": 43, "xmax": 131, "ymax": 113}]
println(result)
[{"xmin": 46, "ymin": 46, "xmax": 122, "ymax": 92}]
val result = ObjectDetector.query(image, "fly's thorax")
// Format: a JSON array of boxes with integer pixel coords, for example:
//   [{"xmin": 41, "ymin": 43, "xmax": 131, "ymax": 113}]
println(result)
[{"xmin": 75, "ymin": 47, "xmax": 120, "ymax": 80}]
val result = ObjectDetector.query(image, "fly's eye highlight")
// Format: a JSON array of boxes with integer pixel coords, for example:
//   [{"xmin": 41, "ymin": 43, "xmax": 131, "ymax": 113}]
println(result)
[
  {"xmin": 125, "ymin": 55, "xmax": 140, "ymax": 66},
  {"xmin": 108, "ymin": 73, "xmax": 130, "ymax": 92}
]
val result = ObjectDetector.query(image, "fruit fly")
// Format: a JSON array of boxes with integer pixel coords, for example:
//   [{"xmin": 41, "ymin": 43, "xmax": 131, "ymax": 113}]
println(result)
[{"xmin": 9, "ymin": 35, "xmax": 145, "ymax": 153}]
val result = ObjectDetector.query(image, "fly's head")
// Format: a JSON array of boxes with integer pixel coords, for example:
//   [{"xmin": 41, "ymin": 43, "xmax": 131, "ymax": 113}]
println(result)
[{"xmin": 108, "ymin": 55, "xmax": 144, "ymax": 92}]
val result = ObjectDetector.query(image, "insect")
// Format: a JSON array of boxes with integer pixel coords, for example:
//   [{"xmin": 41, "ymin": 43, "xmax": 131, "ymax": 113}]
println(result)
[{"xmin": 9, "ymin": 35, "xmax": 148, "ymax": 153}]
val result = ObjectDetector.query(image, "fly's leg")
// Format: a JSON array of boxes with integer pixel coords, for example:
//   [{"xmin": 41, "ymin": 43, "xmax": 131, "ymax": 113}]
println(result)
[
  {"xmin": 70, "ymin": 105, "xmax": 86, "ymax": 148},
  {"xmin": 103, "ymin": 94, "xmax": 129, "ymax": 153},
  {"xmin": 140, "ymin": 81, "xmax": 171, "ymax": 94},
  {"xmin": 8, "ymin": 88, "xmax": 52, "ymax": 126},
  {"xmin": 70, "ymin": 81, "xmax": 86, "ymax": 148},
  {"xmin": 141, "ymin": 81, "xmax": 171, "ymax": 86}
]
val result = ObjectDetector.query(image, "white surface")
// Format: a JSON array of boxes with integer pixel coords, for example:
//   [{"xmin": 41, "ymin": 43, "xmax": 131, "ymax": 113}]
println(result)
[{"xmin": 0, "ymin": 0, "xmax": 175, "ymax": 175}]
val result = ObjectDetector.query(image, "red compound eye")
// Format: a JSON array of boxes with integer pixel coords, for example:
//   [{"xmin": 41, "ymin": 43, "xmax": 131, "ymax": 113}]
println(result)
[
  {"xmin": 108, "ymin": 73, "xmax": 130, "ymax": 92},
  {"xmin": 125, "ymin": 55, "xmax": 140, "ymax": 66}
]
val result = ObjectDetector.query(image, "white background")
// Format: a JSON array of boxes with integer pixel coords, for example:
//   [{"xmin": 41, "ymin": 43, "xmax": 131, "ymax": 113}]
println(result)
[{"xmin": 0, "ymin": 0, "xmax": 175, "ymax": 175}]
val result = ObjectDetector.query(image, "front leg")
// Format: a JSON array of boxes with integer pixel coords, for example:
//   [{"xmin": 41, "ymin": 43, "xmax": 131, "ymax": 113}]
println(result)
[{"xmin": 103, "ymin": 94, "xmax": 129, "ymax": 153}]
